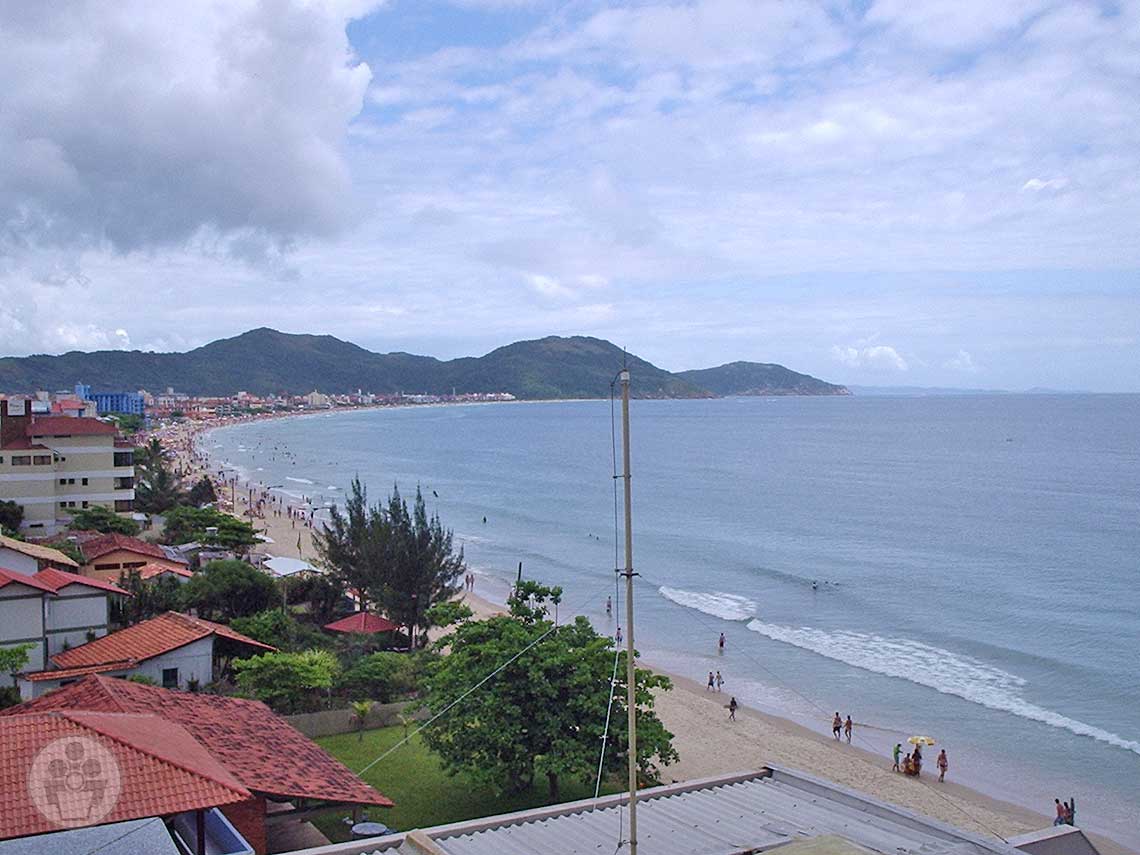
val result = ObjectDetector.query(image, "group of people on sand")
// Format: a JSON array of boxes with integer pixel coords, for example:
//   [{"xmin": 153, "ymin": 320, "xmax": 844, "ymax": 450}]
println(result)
[
  {"xmin": 1053, "ymin": 798, "xmax": 1076, "ymax": 826},
  {"xmin": 831, "ymin": 712, "xmax": 854, "ymax": 743},
  {"xmin": 891, "ymin": 742, "xmax": 950, "ymax": 782}
]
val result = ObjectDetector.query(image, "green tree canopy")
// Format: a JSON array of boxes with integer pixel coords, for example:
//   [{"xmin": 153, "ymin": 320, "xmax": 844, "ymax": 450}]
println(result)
[
  {"xmin": 112, "ymin": 571, "xmax": 183, "ymax": 626},
  {"xmin": 68, "ymin": 505, "xmax": 140, "ymax": 536},
  {"xmin": 0, "ymin": 500, "xmax": 24, "ymax": 535},
  {"xmin": 180, "ymin": 559, "xmax": 276, "ymax": 621},
  {"xmin": 134, "ymin": 464, "xmax": 186, "ymax": 514},
  {"xmin": 0, "ymin": 643, "xmax": 34, "ymax": 685},
  {"xmin": 231, "ymin": 608, "xmax": 327, "ymax": 652},
  {"xmin": 340, "ymin": 651, "xmax": 419, "ymax": 703},
  {"xmin": 314, "ymin": 481, "xmax": 465, "ymax": 647},
  {"xmin": 187, "ymin": 477, "xmax": 218, "ymax": 507},
  {"xmin": 233, "ymin": 649, "xmax": 339, "ymax": 714},
  {"xmin": 162, "ymin": 506, "xmax": 257, "ymax": 552},
  {"xmin": 420, "ymin": 584, "xmax": 676, "ymax": 800}
]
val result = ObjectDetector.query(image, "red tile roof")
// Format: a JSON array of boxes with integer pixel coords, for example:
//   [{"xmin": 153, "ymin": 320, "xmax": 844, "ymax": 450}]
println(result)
[
  {"xmin": 80, "ymin": 533, "xmax": 169, "ymax": 563},
  {"xmin": 26, "ymin": 416, "xmax": 120, "ymax": 437},
  {"xmin": 50, "ymin": 612, "xmax": 274, "ymax": 670},
  {"xmin": 32, "ymin": 567, "xmax": 130, "ymax": 596},
  {"xmin": 4, "ymin": 676, "xmax": 392, "ymax": 808},
  {"xmin": 324, "ymin": 612, "xmax": 401, "ymax": 634},
  {"xmin": 0, "ymin": 567, "xmax": 57, "ymax": 594},
  {"xmin": 0, "ymin": 437, "xmax": 51, "ymax": 450},
  {"xmin": 22, "ymin": 662, "xmax": 137, "ymax": 682},
  {"xmin": 136, "ymin": 562, "xmax": 194, "ymax": 581},
  {"xmin": 0, "ymin": 710, "xmax": 250, "ymax": 840}
]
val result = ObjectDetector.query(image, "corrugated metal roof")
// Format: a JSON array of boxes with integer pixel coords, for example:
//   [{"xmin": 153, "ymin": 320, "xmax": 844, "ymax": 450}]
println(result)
[{"xmin": 284, "ymin": 769, "xmax": 1024, "ymax": 855}]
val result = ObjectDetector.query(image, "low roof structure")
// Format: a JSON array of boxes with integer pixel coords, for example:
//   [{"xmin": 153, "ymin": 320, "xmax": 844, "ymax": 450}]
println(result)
[
  {"xmin": 0, "ymin": 536, "xmax": 79, "ymax": 569},
  {"xmin": 0, "ymin": 568, "xmax": 57, "ymax": 594},
  {"xmin": 324, "ymin": 612, "xmax": 400, "ymax": 635},
  {"xmin": 264, "ymin": 556, "xmax": 316, "ymax": 576},
  {"xmin": 135, "ymin": 562, "xmax": 194, "ymax": 581},
  {"xmin": 1007, "ymin": 826, "xmax": 1102, "ymax": 855},
  {"xmin": 30, "ymin": 567, "xmax": 129, "ymax": 596},
  {"xmin": 283, "ymin": 768, "xmax": 1028, "ymax": 855},
  {"xmin": 0, "ymin": 710, "xmax": 249, "ymax": 841},
  {"xmin": 26, "ymin": 417, "xmax": 118, "ymax": 437},
  {"xmin": 0, "ymin": 817, "xmax": 181, "ymax": 855},
  {"xmin": 4, "ymin": 675, "xmax": 392, "ymax": 810},
  {"xmin": 45, "ymin": 611, "xmax": 273, "ymax": 672},
  {"xmin": 79, "ymin": 533, "xmax": 189, "ymax": 566}
]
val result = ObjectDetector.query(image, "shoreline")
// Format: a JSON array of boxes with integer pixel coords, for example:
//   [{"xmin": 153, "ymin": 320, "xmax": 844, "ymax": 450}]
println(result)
[{"xmin": 182, "ymin": 413, "xmax": 1136, "ymax": 855}]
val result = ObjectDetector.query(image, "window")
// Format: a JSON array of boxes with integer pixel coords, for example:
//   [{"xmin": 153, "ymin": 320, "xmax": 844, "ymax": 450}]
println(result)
[
  {"xmin": 161, "ymin": 668, "xmax": 179, "ymax": 689},
  {"xmin": 59, "ymin": 501, "xmax": 67, "ymax": 509},
  {"xmin": 82, "ymin": 501, "xmax": 89, "ymax": 509},
  {"xmin": 12, "ymin": 456, "xmax": 31, "ymax": 466},
  {"xmin": 113, "ymin": 452, "xmax": 133, "ymax": 467},
  {"xmin": 33, "ymin": 455, "xmax": 52, "ymax": 465},
  {"xmin": 28, "ymin": 523, "xmax": 43, "ymax": 529},
  {"xmin": 81, "ymin": 478, "xmax": 88, "ymax": 486},
  {"xmin": 68, "ymin": 478, "xmax": 75, "ymax": 485},
  {"xmin": 67, "ymin": 501, "xmax": 76, "ymax": 508},
  {"xmin": 59, "ymin": 478, "xmax": 67, "ymax": 486},
  {"xmin": 114, "ymin": 499, "xmax": 134, "ymax": 512}
]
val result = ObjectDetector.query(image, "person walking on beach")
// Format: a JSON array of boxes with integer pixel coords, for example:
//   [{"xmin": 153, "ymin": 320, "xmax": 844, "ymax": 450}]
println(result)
[
  {"xmin": 844, "ymin": 715, "xmax": 853, "ymax": 743},
  {"xmin": 718, "ymin": 632, "xmax": 726, "ymax": 653},
  {"xmin": 615, "ymin": 626, "xmax": 622, "ymax": 644},
  {"xmin": 892, "ymin": 743, "xmax": 902, "ymax": 772},
  {"xmin": 937, "ymin": 749, "xmax": 948, "ymax": 783},
  {"xmin": 715, "ymin": 671, "xmax": 724, "ymax": 692},
  {"xmin": 728, "ymin": 697, "xmax": 738, "ymax": 721},
  {"xmin": 606, "ymin": 596, "xmax": 612, "ymax": 615},
  {"xmin": 832, "ymin": 713, "xmax": 842, "ymax": 740},
  {"xmin": 707, "ymin": 671, "xmax": 716, "ymax": 691},
  {"xmin": 1054, "ymin": 799, "xmax": 1067, "ymax": 826}
]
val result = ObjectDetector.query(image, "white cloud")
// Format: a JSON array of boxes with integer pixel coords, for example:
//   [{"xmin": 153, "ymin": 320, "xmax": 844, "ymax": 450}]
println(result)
[
  {"xmin": 1021, "ymin": 177, "xmax": 1070, "ymax": 193},
  {"xmin": 944, "ymin": 349, "xmax": 979, "ymax": 372},
  {"xmin": 0, "ymin": 1, "xmax": 377, "ymax": 257},
  {"xmin": 832, "ymin": 344, "xmax": 909, "ymax": 371}
]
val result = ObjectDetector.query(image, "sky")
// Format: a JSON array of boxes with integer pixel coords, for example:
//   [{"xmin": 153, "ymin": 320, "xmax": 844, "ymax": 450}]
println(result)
[{"xmin": 1, "ymin": 1, "xmax": 1138, "ymax": 391}]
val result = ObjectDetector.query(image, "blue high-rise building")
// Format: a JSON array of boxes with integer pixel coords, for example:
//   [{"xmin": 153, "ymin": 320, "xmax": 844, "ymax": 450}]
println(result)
[{"xmin": 75, "ymin": 383, "xmax": 145, "ymax": 416}]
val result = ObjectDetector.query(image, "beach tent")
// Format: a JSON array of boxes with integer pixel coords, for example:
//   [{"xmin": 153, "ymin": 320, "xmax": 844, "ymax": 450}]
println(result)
[
  {"xmin": 263, "ymin": 556, "xmax": 316, "ymax": 577},
  {"xmin": 323, "ymin": 612, "xmax": 401, "ymax": 635}
]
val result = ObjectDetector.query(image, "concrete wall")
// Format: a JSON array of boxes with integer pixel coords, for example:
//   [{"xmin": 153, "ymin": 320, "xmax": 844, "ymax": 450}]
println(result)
[
  {"xmin": 0, "ymin": 584, "xmax": 47, "ymax": 680},
  {"xmin": 44, "ymin": 589, "xmax": 110, "ymax": 656},
  {"xmin": 0, "ymin": 548, "xmax": 39, "ymax": 576},
  {"xmin": 283, "ymin": 701, "xmax": 422, "ymax": 739},
  {"xmin": 132, "ymin": 636, "xmax": 215, "ymax": 689},
  {"xmin": 84, "ymin": 550, "xmax": 184, "ymax": 582}
]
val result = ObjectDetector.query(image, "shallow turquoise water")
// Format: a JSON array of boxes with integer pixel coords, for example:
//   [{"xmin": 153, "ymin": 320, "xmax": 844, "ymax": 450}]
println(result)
[{"xmin": 210, "ymin": 395, "xmax": 1140, "ymax": 847}]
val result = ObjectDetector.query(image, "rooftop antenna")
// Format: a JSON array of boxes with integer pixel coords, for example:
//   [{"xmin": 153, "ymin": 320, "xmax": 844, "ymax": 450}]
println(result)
[{"xmin": 619, "ymin": 366, "xmax": 639, "ymax": 855}]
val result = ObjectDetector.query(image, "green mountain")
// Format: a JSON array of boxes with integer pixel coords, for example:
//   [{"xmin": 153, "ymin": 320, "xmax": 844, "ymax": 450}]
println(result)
[
  {"xmin": 0, "ymin": 330, "xmax": 846, "ymax": 400},
  {"xmin": 676, "ymin": 361, "xmax": 849, "ymax": 396},
  {"xmin": 0, "ymin": 329, "xmax": 707, "ymax": 400}
]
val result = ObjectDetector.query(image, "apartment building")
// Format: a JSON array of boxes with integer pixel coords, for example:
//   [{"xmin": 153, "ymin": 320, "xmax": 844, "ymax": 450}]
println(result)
[{"xmin": 0, "ymin": 399, "xmax": 135, "ymax": 535}]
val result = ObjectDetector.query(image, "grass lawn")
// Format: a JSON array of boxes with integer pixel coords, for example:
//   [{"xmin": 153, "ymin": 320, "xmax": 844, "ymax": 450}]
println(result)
[{"xmin": 314, "ymin": 726, "xmax": 619, "ymax": 842}]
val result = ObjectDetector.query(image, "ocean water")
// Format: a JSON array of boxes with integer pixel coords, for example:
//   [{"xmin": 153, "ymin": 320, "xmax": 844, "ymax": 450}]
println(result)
[{"xmin": 209, "ymin": 395, "xmax": 1140, "ymax": 848}]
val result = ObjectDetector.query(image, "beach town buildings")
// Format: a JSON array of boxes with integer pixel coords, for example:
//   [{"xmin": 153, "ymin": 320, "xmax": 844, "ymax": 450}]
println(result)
[
  {"xmin": 0, "ymin": 400, "xmax": 136, "ymax": 536},
  {"xmin": 0, "ymin": 557, "xmax": 127, "ymax": 681},
  {"xmin": 72, "ymin": 531, "xmax": 190, "ymax": 582},
  {"xmin": 74, "ymin": 383, "xmax": 145, "ymax": 416},
  {"xmin": 2, "ymin": 675, "xmax": 393, "ymax": 854},
  {"xmin": 17, "ymin": 610, "xmax": 274, "ymax": 699}
]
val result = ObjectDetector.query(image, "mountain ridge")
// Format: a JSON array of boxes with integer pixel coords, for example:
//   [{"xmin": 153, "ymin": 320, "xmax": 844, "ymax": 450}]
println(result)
[{"xmin": 0, "ymin": 329, "xmax": 845, "ymax": 400}]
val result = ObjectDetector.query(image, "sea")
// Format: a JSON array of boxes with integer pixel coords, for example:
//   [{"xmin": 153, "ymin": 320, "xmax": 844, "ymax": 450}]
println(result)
[{"xmin": 207, "ymin": 394, "xmax": 1140, "ymax": 848}]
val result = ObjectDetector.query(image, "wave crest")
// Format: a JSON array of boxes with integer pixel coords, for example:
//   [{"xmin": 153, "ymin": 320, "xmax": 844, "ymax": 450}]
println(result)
[{"xmin": 659, "ymin": 586, "xmax": 757, "ymax": 621}]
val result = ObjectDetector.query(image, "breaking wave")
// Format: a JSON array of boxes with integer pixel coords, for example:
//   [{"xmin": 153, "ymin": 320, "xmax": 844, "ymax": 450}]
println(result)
[
  {"xmin": 658, "ymin": 587, "xmax": 757, "ymax": 621},
  {"xmin": 745, "ymin": 620, "xmax": 1140, "ymax": 757},
  {"xmin": 286, "ymin": 476, "xmax": 315, "ymax": 485}
]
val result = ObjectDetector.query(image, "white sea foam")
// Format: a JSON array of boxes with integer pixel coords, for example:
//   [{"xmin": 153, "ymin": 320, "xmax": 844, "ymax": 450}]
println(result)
[
  {"xmin": 745, "ymin": 620, "xmax": 1140, "ymax": 757},
  {"xmin": 286, "ymin": 476, "xmax": 315, "ymax": 485},
  {"xmin": 658, "ymin": 586, "xmax": 757, "ymax": 621}
]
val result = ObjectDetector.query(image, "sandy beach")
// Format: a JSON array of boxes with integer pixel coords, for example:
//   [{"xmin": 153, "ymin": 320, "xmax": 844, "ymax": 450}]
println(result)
[{"xmin": 175, "ymin": 421, "xmax": 1134, "ymax": 855}]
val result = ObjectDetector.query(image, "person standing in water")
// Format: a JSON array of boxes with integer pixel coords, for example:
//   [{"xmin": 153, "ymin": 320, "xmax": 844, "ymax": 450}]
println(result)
[
  {"xmin": 718, "ymin": 632, "xmax": 726, "ymax": 653},
  {"xmin": 715, "ymin": 671, "xmax": 724, "ymax": 692}
]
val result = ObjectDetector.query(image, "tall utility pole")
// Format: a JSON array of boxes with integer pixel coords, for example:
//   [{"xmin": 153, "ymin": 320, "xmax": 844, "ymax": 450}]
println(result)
[{"xmin": 619, "ymin": 368, "xmax": 638, "ymax": 855}]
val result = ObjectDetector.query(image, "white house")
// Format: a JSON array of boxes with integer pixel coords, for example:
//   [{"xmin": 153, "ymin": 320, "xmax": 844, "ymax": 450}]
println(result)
[
  {"xmin": 0, "ymin": 566, "xmax": 126, "ymax": 684},
  {"xmin": 0, "ymin": 535, "xmax": 80, "ymax": 576},
  {"xmin": 19, "ymin": 611, "xmax": 274, "ymax": 698}
]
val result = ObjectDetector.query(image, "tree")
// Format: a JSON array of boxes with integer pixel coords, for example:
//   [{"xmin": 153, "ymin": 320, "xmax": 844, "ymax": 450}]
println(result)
[
  {"xmin": 134, "ymin": 464, "xmax": 186, "ymax": 514},
  {"xmin": 180, "ymin": 559, "xmax": 276, "ymax": 621},
  {"xmin": 315, "ymin": 482, "xmax": 465, "ymax": 647},
  {"xmin": 112, "ymin": 570, "xmax": 182, "ymax": 626},
  {"xmin": 187, "ymin": 477, "xmax": 218, "ymax": 507},
  {"xmin": 133, "ymin": 438, "xmax": 165, "ymax": 473},
  {"xmin": 420, "ymin": 584, "xmax": 676, "ymax": 800},
  {"xmin": 68, "ymin": 506, "xmax": 140, "ymax": 536},
  {"xmin": 286, "ymin": 573, "xmax": 344, "ymax": 625},
  {"xmin": 351, "ymin": 700, "xmax": 374, "ymax": 741},
  {"xmin": 0, "ymin": 500, "xmax": 24, "ymax": 535},
  {"xmin": 162, "ymin": 506, "xmax": 257, "ymax": 552},
  {"xmin": 0, "ymin": 643, "xmax": 33, "ymax": 684},
  {"xmin": 340, "ymin": 651, "xmax": 418, "ymax": 703},
  {"xmin": 233, "ymin": 649, "xmax": 339, "ymax": 714},
  {"xmin": 113, "ymin": 414, "xmax": 144, "ymax": 434},
  {"xmin": 43, "ymin": 538, "xmax": 84, "ymax": 565},
  {"xmin": 231, "ymin": 608, "xmax": 327, "ymax": 652}
]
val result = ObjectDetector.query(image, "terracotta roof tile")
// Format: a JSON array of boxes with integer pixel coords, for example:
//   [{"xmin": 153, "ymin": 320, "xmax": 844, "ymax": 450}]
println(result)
[
  {"xmin": 0, "ymin": 711, "xmax": 250, "ymax": 840},
  {"xmin": 80, "ymin": 534, "xmax": 169, "ymax": 563},
  {"xmin": 324, "ymin": 612, "xmax": 400, "ymax": 634},
  {"xmin": 50, "ymin": 612, "xmax": 274, "ymax": 670},
  {"xmin": 0, "ymin": 536, "xmax": 79, "ymax": 568},
  {"xmin": 4, "ymin": 676, "xmax": 392, "ymax": 808},
  {"xmin": 33, "ymin": 567, "xmax": 130, "ymax": 596},
  {"xmin": 0, "ymin": 567, "xmax": 56, "ymax": 594},
  {"xmin": 26, "ymin": 416, "xmax": 120, "ymax": 437},
  {"xmin": 22, "ymin": 662, "xmax": 137, "ymax": 682},
  {"xmin": 136, "ymin": 562, "xmax": 194, "ymax": 581}
]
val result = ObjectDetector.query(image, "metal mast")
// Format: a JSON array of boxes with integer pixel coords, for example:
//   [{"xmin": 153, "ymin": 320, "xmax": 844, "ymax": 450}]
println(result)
[{"xmin": 619, "ymin": 368, "xmax": 638, "ymax": 855}]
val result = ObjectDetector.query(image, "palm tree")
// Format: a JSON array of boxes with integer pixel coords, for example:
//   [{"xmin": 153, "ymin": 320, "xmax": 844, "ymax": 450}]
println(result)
[{"xmin": 351, "ymin": 700, "xmax": 374, "ymax": 742}]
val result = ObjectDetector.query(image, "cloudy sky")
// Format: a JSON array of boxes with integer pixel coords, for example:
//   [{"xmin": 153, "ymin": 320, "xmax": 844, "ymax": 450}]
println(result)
[{"xmin": 2, "ymin": 1, "xmax": 1138, "ymax": 391}]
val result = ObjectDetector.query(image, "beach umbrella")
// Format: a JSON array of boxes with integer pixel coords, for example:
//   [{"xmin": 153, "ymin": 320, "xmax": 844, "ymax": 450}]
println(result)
[{"xmin": 907, "ymin": 735, "xmax": 936, "ymax": 746}]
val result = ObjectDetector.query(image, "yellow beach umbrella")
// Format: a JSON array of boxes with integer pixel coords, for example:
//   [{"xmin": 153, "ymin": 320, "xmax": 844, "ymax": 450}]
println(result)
[{"xmin": 908, "ymin": 735, "xmax": 936, "ymax": 746}]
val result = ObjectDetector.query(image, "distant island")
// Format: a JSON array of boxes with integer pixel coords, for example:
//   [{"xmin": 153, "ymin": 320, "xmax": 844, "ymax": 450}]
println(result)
[{"xmin": 0, "ymin": 328, "xmax": 849, "ymax": 401}]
